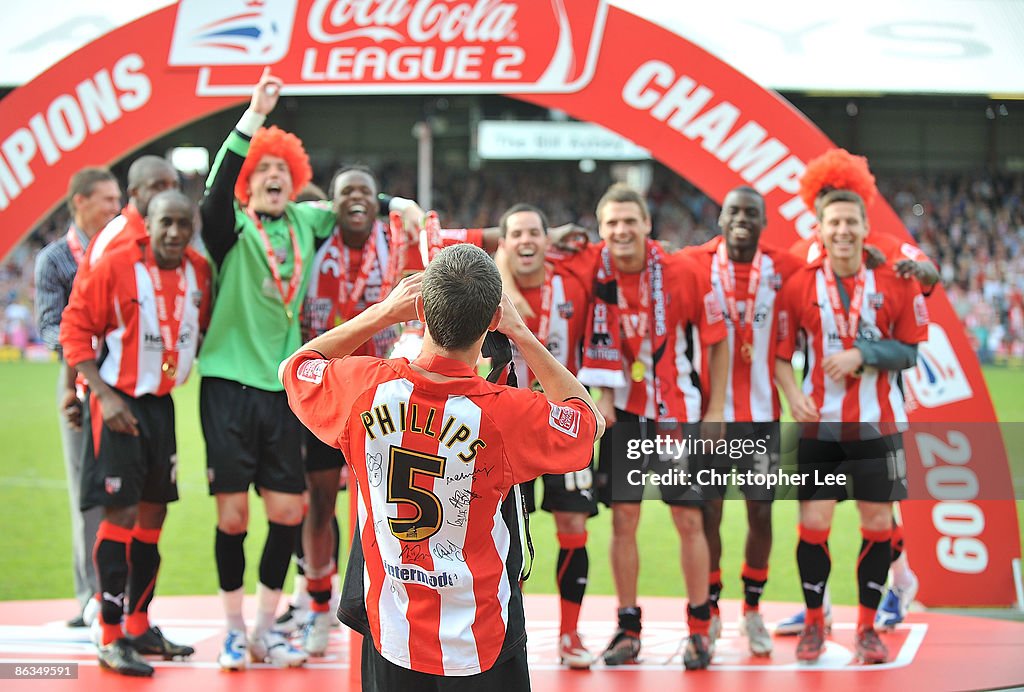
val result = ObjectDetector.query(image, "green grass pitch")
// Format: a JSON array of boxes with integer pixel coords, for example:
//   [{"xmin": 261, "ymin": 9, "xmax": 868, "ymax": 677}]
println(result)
[{"xmin": 1, "ymin": 361, "xmax": 1021, "ymax": 608}]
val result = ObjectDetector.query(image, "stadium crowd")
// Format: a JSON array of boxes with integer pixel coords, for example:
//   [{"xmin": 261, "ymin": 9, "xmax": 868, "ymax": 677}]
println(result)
[{"xmin": 4, "ymin": 166, "xmax": 1024, "ymax": 363}]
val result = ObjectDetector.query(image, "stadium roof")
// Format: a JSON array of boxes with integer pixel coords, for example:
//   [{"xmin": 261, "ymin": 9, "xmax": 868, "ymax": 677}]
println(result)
[{"xmin": 2, "ymin": 0, "xmax": 1023, "ymax": 95}]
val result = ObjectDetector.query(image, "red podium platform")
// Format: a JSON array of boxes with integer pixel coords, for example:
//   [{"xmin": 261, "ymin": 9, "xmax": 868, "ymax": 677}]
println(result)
[{"xmin": 0, "ymin": 594, "xmax": 1020, "ymax": 690}]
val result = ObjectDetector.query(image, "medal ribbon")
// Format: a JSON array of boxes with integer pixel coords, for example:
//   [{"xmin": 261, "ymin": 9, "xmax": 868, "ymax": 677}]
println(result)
[
  {"xmin": 384, "ymin": 211, "xmax": 408, "ymax": 297},
  {"xmin": 66, "ymin": 225, "xmax": 86, "ymax": 266},
  {"xmin": 248, "ymin": 208, "xmax": 302, "ymax": 320},
  {"xmin": 534, "ymin": 265, "xmax": 556, "ymax": 348},
  {"xmin": 822, "ymin": 261, "xmax": 866, "ymax": 348},
  {"xmin": 334, "ymin": 225, "xmax": 379, "ymax": 322},
  {"xmin": 716, "ymin": 240, "xmax": 762, "ymax": 348},
  {"xmin": 600, "ymin": 243, "xmax": 667, "ymax": 391},
  {"xmin": 146, "ymin": 255, "xmax": 187, "ymax": 377}
]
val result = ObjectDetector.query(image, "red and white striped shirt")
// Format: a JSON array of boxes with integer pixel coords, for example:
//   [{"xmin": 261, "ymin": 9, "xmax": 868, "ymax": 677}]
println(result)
[
  {"xmin": 575, "ymin": 246, "xmax": 727, "ymax": 421},
  {"xmin": 685, "ymin": 238, "xmax": 802, "ymax": 422},
  {"xmin": 513, "ymin": 267, "xmax": 588, "ymax": 384},
  {"xmin": 776, "ymin": 259, "xmax": 928, "ymax": 435},
  {"xmin": 60, "ymin": 241, "xmax": 211, "ymax": 397},
  {"xmin": 282, "ymin": 351, "xmax": 596, "ymax": 676}
]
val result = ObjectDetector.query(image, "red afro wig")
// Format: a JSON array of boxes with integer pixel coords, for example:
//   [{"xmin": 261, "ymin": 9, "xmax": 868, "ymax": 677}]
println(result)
[
  {"xmin": 799, "ymin": 148, "xmax": 877, "ymax": 213},
  {"xmin": 235, "ymin": 126, "xmax": 313, "ymax": 207}
]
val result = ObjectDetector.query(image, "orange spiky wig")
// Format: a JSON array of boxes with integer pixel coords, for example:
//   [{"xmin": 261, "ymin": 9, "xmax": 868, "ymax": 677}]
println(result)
[
  {"xmin": 799, "ymin": 148, "xmax": 877, "ymax": 216},
  {"xmin": 234, "ymin": 126, "xmax": 313, "ymax": 207}
]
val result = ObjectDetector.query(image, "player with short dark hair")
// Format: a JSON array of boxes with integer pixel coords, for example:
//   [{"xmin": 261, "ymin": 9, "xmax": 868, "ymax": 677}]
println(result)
[
  {"xmin": 282, "ymin": 244, "xmax": 603, "ymax": 690},
  {"xmin": 681, "ymin": 185, "xmax": 802, "ymax": 656},
  {"xmin": 84, "ymin": 156, "xmax": 179, "ymax": 274},
  {"xmin": 775, "ymin": 155, "xmax": 928, "ymax": 664},
  {"xmin": 575, "ymin": 183, "xmax": 729, "ymax": 670},
  {"xmin": 499, "ymin": 202, "xmax": 598, "ymax": 668},
  {"xmin": 61, "ymin": 190, "xmax": 209, "ymax": 676}
]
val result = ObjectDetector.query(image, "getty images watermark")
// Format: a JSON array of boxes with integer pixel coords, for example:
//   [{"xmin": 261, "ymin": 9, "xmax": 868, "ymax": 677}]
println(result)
[
  {"xmin": 622, "ymin": 425, "xmax": 846, "ymax": 493},
  {"xmin": 600, "ymin": 422, "xmax": 1024, "ymax": 502}
]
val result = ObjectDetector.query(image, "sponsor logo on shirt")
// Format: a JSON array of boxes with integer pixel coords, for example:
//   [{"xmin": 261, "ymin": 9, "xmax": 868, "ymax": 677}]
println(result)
[
  {"xmin": 296, "ymin": 358, "xmax": 328, "ymax": 385},
  {"xmin": 548, "ymin": 401, "xmax": 581, "ymax": 438},
  {"xmin": 383, "ymin": 560, "xmax": 460, "ymax": 588}
]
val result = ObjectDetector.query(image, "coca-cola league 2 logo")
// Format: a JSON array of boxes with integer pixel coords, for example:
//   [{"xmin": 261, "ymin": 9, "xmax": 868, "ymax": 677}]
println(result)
[{"xmin": 170, "ymin": 0, "xmax": 608, "ymax": 94}]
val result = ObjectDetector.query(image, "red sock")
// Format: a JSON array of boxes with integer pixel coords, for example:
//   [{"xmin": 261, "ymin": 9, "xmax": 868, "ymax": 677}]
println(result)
[
  {"xmin": 687, "ymin": 601, "xmax": 711, "ymax": 636},
  {"xmin": 857, "ymin": 606, "xmax": 878, "ymax": 631},
  {"xmin": 307, "ymin": 574, "xmax": 333, "ymax": 614}
]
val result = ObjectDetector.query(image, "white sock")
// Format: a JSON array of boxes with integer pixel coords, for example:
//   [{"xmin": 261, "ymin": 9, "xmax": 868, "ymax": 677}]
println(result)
[
  {"xmin": 291, "ymin": 575, "xmax": 309, "ymax": 609},
  {"xmin": 220, "ymin": 588, "xmax": 245, "ymax": 632},
  {"xmin": 252, "ymin": 583, "xmax": 282, "ymax": 636}
]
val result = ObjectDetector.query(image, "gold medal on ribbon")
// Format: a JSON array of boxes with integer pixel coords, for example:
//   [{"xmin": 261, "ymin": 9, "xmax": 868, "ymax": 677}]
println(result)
[
  {"xmin": 740, "ymin": 341, "xmax": 754, "ymax": 364},
  {"xmin": 630, "ymin": 360, "xmax": 646, "ymax": 383},
  {"xmin": 161, "ymin": 360, "xmax": 177, "ymax": 379}
]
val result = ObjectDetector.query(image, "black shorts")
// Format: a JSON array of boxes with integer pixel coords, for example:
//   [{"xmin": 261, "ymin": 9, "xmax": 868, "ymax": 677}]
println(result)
[
  {"xmin": 80, "ymin": 389, "xmax": 178, "ymax": 511},
  {"xmin": 200, "ymin": 377, "xmax": 305, "ymax": 495},
  {"xmin": 360, "ymin": 636, "xmax": 530, "ymax": 692},
  {"xmin": 700, "ymin": 421, "xmax": 781, "ymax": 502},
  {"xmin": 596, "ymin": 410, "xmax": 705, "ymax": 507},
  {"xmin": 796, "ymin": 433, "xmax": 908, "ymax": 502},
  {"xmin": 520, "ymin": 459, "xmax": 599, "ymax": 517},
  {"xmin": 304, "ymin": 425, "xmax": 347, "ymax": 472}
]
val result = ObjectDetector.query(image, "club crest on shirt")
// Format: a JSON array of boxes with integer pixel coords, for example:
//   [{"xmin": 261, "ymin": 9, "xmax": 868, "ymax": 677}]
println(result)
[
  {"xmin": 704, "ymin": 290, "xmax": 724, "ymax": 324},
  {"xmin": 769, "ymin": 273, "xmax": 783, "ymax": 291},
  {"xmin": 191, "ymin": 290, "xmax": 203, "ymax": 308},
  {"xmin": 546, "ymin": 335, "xmax": 564, "ymax": 359},
  {"xmin": 296, "ymin": 359, "xmax": 328, "ymax": 385},
  {"xmin": 869, "ymin": 293, "xmax": 885, "ymax": 310},
  {"xmin": 557, "ymin": 301, "xmax": 574, "ymax": 319},
  {"xmin": 548, "ymin": 402, "xmax": 581, "ymax": 439},
  {"xmin": 104, "ymin": 476, "xmax": 122, "ymax": 495},
  {"xmin": 777, "ymin": 310, "xmax": 790, "ymax": 340}
]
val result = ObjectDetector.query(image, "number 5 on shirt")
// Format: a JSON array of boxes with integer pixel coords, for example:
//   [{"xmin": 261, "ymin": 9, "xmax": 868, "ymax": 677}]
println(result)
[{"xmin": 387, "ymin": 446, "xmax": 446, "ymax": 541}]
